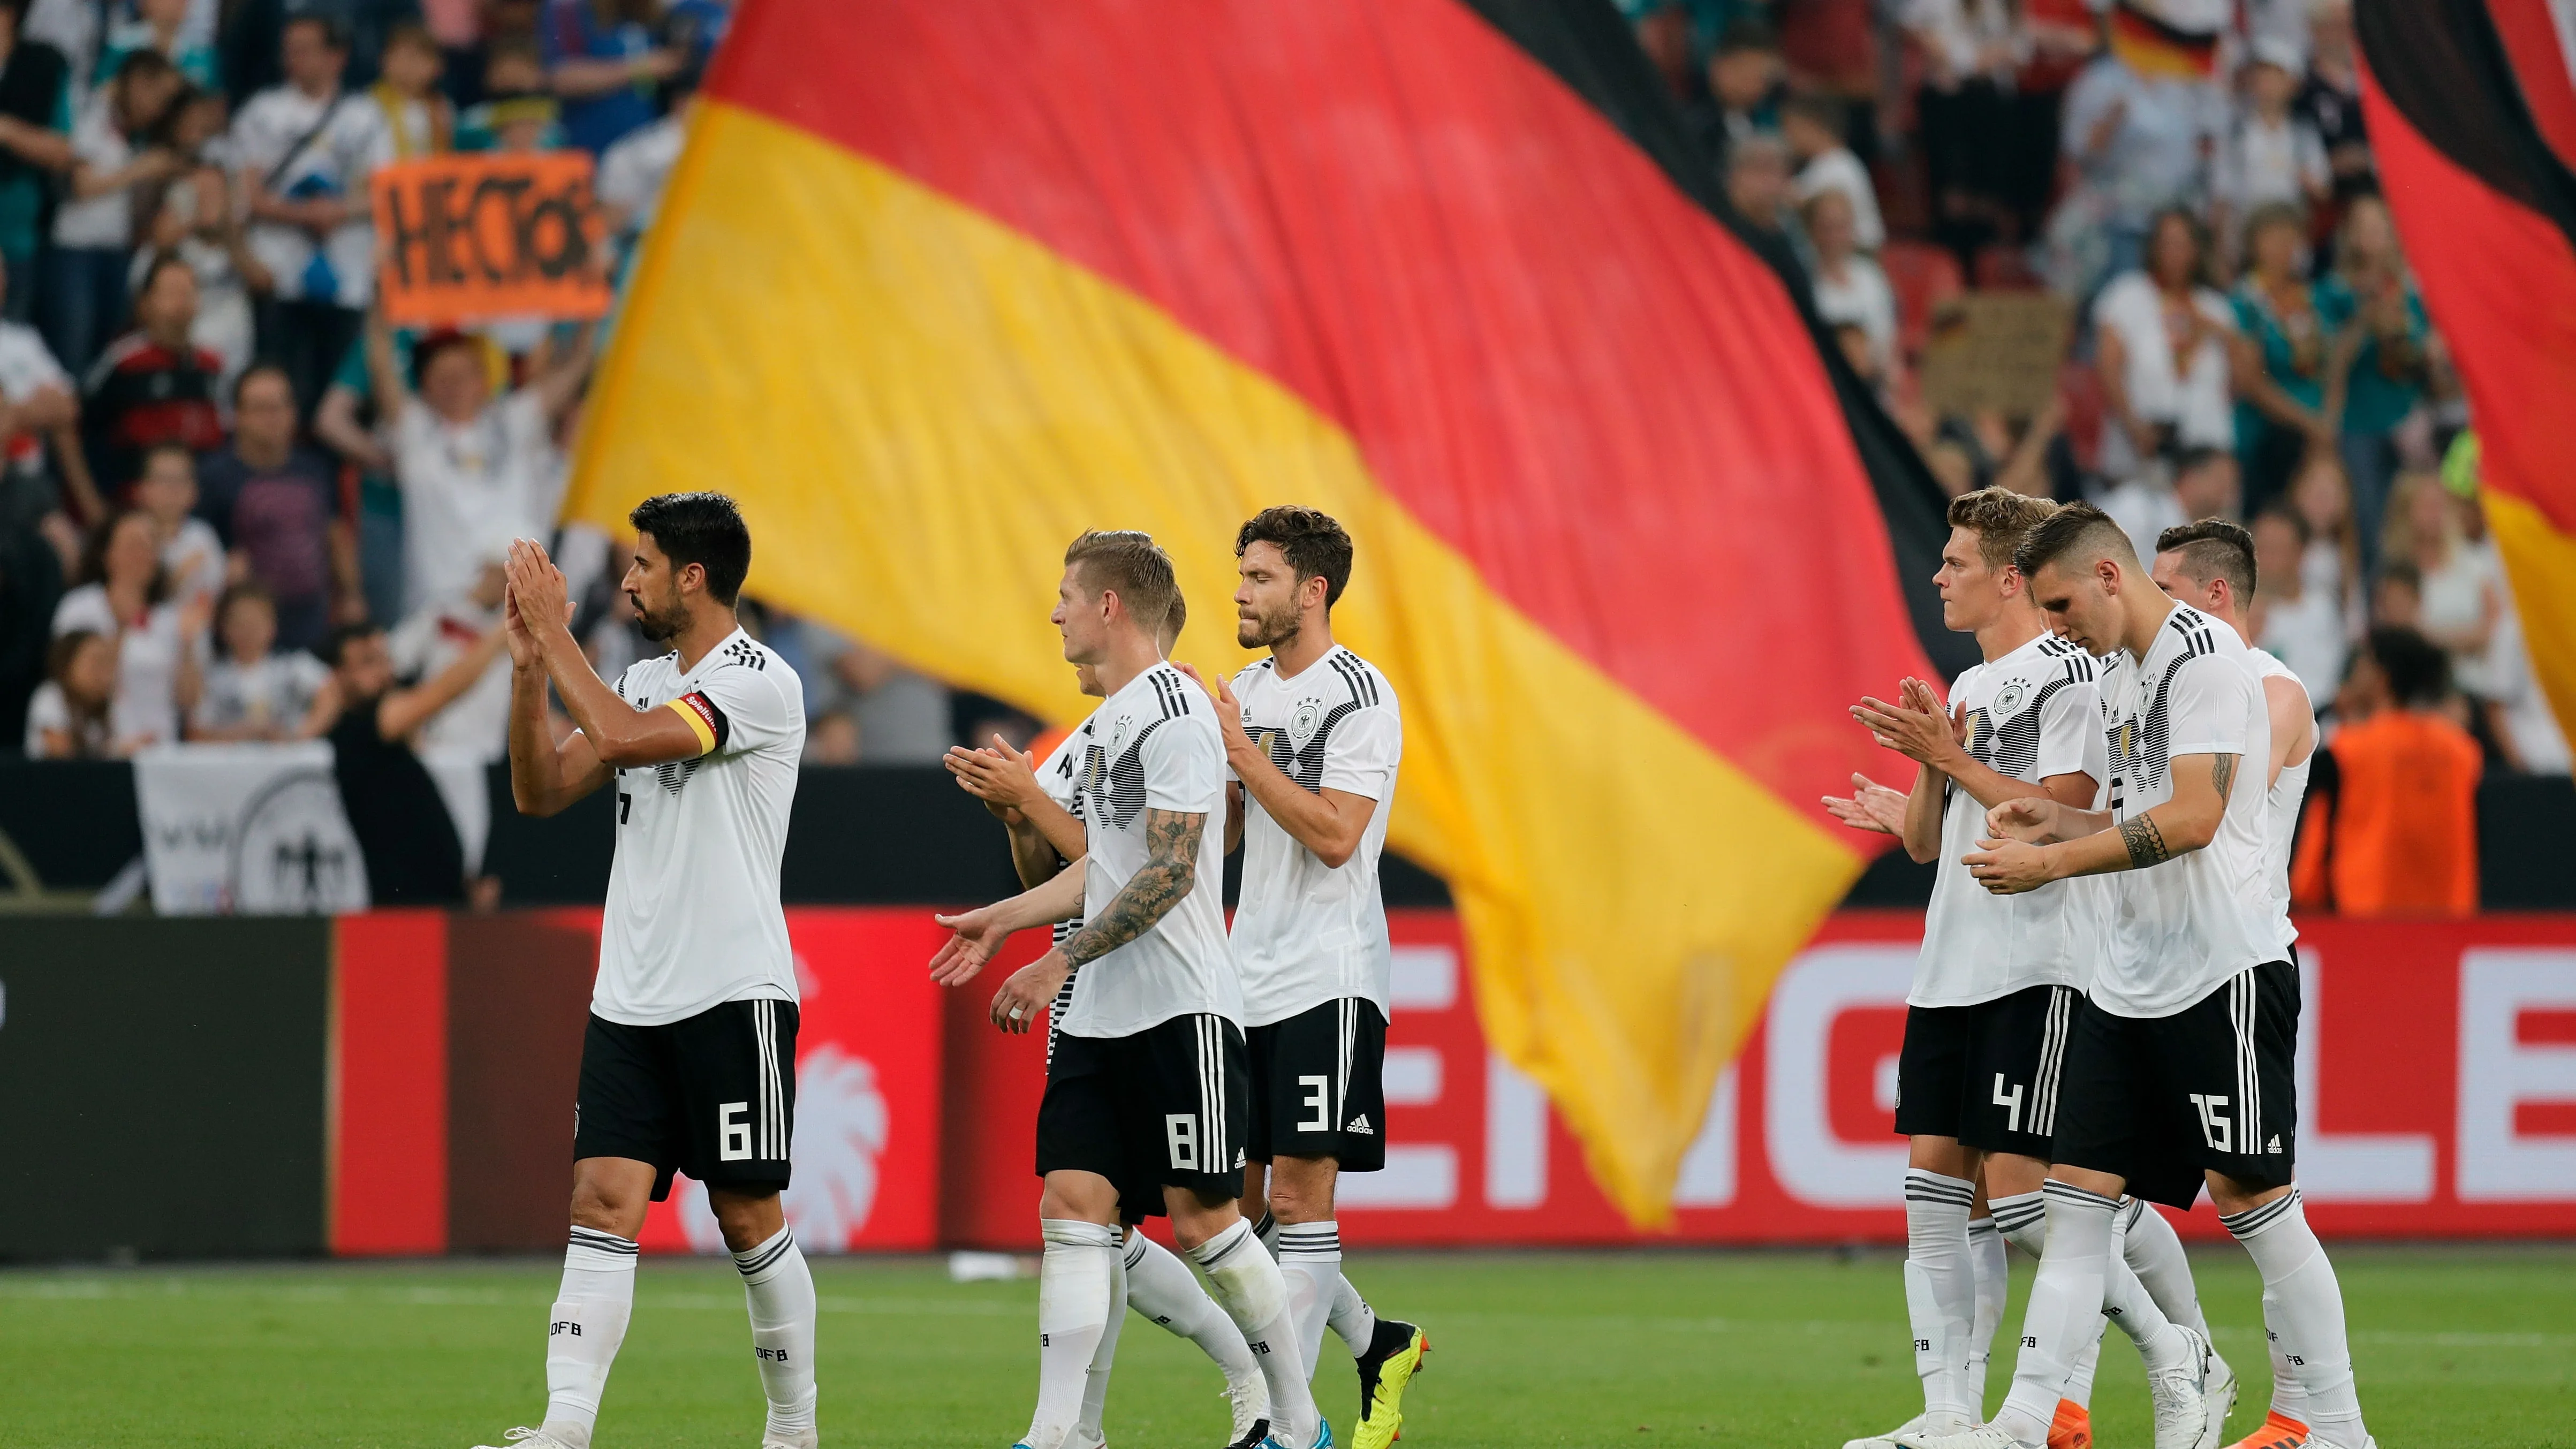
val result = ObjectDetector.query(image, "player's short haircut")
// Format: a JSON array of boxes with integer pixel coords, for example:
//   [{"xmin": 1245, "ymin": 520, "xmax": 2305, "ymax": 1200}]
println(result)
[
  {"xmin": 631, "ymin": 491, "xmax": 752, "ymax": 606},
  {"xmin": 1064, "ymin": 529, "xmax": 1180, "ymax": 634},
  {"xmin": 320, "ymin": 621, "xmax": 382, "ymax": 669},
  {"xmin": 2013, "ymin": 499, "xmax": 2136, "ymax": 579},
  {"xmin": 2364, "ymin": 625, "xmax": 2448, "ymax": 707},
  {"xmin": 1234, "ymin": 505, "xmax": 1354, "ymax": 609},
  {"xmin": 2155, "ymin": 517, "xmax": 2257, "ymax": 600},
  {"xmin": 1159, "ymin": 591, "xmax": 1186, "ymax": 652},
  {"xmin": 1945, "ymin": 488, "xmax": 2058, "ymax": 572}
]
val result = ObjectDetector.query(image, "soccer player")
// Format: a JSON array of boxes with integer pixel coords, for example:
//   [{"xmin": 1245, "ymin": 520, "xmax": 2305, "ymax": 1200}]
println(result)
[
  {"xmin": 481, "ymin": 493, "xmax": 816, "ymax": 1449},
  {"xmin": 1829, "ymin": 489, "xmax": 2113, "ymax": 1448},
  {"xmin": 2151, "ymin": 520, "xmax": 2321, "ymax": 1449},
  {"xmin": 944, "ymin": 598, "xmax": 1279, "ymax": 1449},
  {"xmin": 1938, "ymin": 504, "xmax": 2373, "ymax": 1449},
  {"xmin": 1191, "ymin": 507, "xmax": 1428, "ymax": 1449},
  {"xmin": 929, "ymin": 531, "xmax": 1324, "ymax": 1449}
]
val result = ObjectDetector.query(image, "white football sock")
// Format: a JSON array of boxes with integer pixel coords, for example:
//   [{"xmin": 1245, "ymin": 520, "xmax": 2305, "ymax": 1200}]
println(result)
[
  {"xmin": 2260, "ymin": 1283, "xmax": 2309, "ymax": 1424},
  {"xmin": 1902, "ymin": 1169, "xmax": 1979, "ymax": 1423},
  {"xmin": 1327, "ymin": 1273, "xmax": 1376, "ymax": 1354},
  {"xmin": 2224, "ymin": 1189, "xmax": 2362, "ymax": 1448},
  {"xmin": 543, "ymin": 1226, "xmax": 639, "ymax": 1448},
  {"xmin": 2098, "ymin": 1202, "xmax": 2187, "ymax": 1367},
  {"xmin": 1074, "ymin": 1235, "xmax": 1129, "ymax": 1447},
  {"xmin": 1276, "ymin": 1220, "xmax": 1343, "ymax": 1379},
  {"xmin": 1990, "ymin": 1188, "xmax": 2101, "ymax": 1408},
  {"xmin": 733, "ymin": 1225, "xmax": 818, "ymax": 1440},
  {"xmin": 1030, "ymin": 1219, "xmax": 1119, "ymax": 1449},
  {"xmin": 2122, "ymin": 1197, "xmax": 2209, "ymax": 1337},
  {"xmin": 1992, "ymin": 1180, "xmax": 2123, "ymax": 1444},
  {"xmin": 1192, "ymin": 1218, "xmax": 1320, "ymax": 1448},
  {"xmin": 1966, "ymin": 1215, "xmax": 2007, "ymax": 1415},
  {"xmin": 1122, "ymin": 1232, "xmax": 1267, "ymax": 1408},
  {"xmin": 1253, "ymin": 1209, "xmax": 1280, "ymax": 1255}
]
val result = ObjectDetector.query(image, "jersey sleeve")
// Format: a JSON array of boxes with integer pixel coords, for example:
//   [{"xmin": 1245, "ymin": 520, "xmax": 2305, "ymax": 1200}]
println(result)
[
  {"xmin": 2165, "ymin": 653, "xmax": 2255, "ymax": 760},
  {"xmin": 1140, "ymin": 712, "xmax": 1223, "ymax": 815},
  {"xmin": 1319, "ymin": 702, "xmax": 1401, "ymax": 800},
  {"xmin": 668, "ymin": 663, "xmax": 800, "ymax": 758},
  {"xmin": 1037, "ymin": 729, "xmax": 1084, "ymax": 807},
  {"xmin": 2036, "ymin": 670, "xmax": 2100, "ymax": 783}
]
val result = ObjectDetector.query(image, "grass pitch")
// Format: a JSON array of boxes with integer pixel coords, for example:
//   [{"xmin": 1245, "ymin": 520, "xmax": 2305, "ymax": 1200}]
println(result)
[{"xmin": 4, "ymin": 1246, "xmax": 2571, "ymax": 1448}]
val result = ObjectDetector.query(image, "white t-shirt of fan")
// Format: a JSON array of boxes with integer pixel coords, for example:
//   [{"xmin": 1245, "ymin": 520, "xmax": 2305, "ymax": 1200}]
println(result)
[
  {"xmin": 2247, "ymin": 647, "xmax": 2312, "ymax": 961},
  {"xmin": 2094, "ymin": 602, "xmax": 2275, "ymax": 1019},
  {"xmin": 593, "ymin": 629, "xmax": 806, "ymax": 1026},
  {"xmin": 1227, "ymin": 646, "xmax": 1401, "ymax": 1027},
  {"xmin": 1912, "ymin": 632, "xmax": 2105, "ymax": 1007},
  {"xmin": 1055, "ymin": 662, "xmax": 1242, "ymax": 1040}
]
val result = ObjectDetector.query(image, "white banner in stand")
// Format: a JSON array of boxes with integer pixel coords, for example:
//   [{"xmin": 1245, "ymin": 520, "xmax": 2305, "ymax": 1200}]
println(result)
[{"xmin": 132, "ymin": 742, "xmax": 370, "ymax": 915}]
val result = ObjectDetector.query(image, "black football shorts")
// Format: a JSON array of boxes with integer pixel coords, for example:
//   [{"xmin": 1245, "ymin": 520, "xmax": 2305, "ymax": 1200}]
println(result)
[
  {"xmin": 574, "ymin": 998, "xmax": 798, "ymax": 1202},
  {"xmin": 1037, "ymin": 1013, "xmax": 1248, "ymax": 1223},
  {"xmin": 1245, "ymin": 997, "xmax": 1389, "ymax": 1172},
  {"xmin": 1895, "ymin": 983, "xmax": 2079, "ymax": 1160}
]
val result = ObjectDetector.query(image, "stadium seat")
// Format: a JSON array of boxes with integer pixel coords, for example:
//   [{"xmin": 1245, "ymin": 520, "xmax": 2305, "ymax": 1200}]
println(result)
[{"xmin": 1878, "ymin": 240, "xmax": 1964, "ymax": 360}]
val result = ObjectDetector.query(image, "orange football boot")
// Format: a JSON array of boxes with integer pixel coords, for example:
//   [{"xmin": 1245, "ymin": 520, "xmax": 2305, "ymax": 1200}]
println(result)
[
  {"xmin": 2223, "ymin": 1409, "xmax": 2312, "ymax": 1449},
  {"xmin": 2044, "ymin": 1399, "xmax": 2092, "ymax": 1449}
]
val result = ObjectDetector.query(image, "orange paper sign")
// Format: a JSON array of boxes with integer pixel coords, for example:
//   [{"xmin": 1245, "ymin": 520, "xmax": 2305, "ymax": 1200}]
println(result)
[{"xmin": 370, "ymin": 152, "xmax": 612, "ymax": 327}]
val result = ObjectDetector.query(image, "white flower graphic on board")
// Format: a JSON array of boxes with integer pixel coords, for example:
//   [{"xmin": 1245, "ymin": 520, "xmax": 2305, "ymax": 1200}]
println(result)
[{"xmin": 677, "ymin": 1043, "xmax": 890, "ymax": 1253}]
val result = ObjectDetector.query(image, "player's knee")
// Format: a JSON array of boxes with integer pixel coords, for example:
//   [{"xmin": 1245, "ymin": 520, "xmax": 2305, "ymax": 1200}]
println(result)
[
  {"xmin": 2205, "ymin": 1172, "xmax": 2284, "ymax": 1218},
  {"xmin": 568, "ymin": 1177, "xmax": 641, "ymax": 1235},
  {"xmin": 1264, "ymin": 1155, "xmax": 1338, "ymax": 1223},
  {"xmin": 706, "ymin": 1188, "xmax": 784, "ymax": 1254}
]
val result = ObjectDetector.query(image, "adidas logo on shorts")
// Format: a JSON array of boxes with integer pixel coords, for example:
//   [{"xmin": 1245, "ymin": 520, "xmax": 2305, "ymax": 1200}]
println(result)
[
  {"xmin": 1346, "ymin": 1114, "xmax": 1374, "ymax": 1135},
  {"xmin": 2268, "ymin": 1135, "xmax": 2283, "ymax": 1154}
]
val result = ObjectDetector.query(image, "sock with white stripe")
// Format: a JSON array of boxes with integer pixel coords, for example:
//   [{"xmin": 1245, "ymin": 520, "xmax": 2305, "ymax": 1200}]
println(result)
[
  {"xmin": 1259, "ymin": 1207, "xmax": 1374, "ymax": 1355},
  {"xmin": 1326, "ymin": 1274, "xmax": 1376, "ymax": 1355},
  {"xmin": 733, "ymin": 1226, "xmax": 818, "ymax": 1440},
  {"xmin": 1192, "ymin": 1217, "xmax": 1320, "ymax": 1449},
  {"xmin": 1966, "ymin": 1215, "xmax": 2007, "ymax": 1415},
  {"xmin": 2260, "ymin": 1283, "xmax": 2309, "ymax": 1425},
  {"xmin": 1031, "ymin": 1219, "xmax": 1120, "ymax": 1449},
  {"xmin": 1275, "ymin": 1220, "xmax": 1344, "ymax": 1380},
  {"xmin": 1074, "ymin": 1232, "xmax": 1129, "ymax": 1448},
  {"xmin": 1992, "ymin": 1181, "xmax": 2127, "ymax": 1444},
  {"xmin": 2121, "ymin": 1196, "xmax": 2208, "ymax": 1338},
  {"xmin": 1988, "ymin": 1189, "xmax": 2112, "ymax": 1410},
  {"xmin": 1121, "ymin": 1231, "xmax": 1267, "ymax": 1413},
  {"xmin": 1902, "ymin": 1169, "xmax": 1979, "ymax": 1424},
  {"xmin": 2224, "ymin": 1190, "xmax": 2361, "ymax": 1448},
  {"xmin": 542, "ymin": 1226, "xmax": 639, "ymax": 1448}
]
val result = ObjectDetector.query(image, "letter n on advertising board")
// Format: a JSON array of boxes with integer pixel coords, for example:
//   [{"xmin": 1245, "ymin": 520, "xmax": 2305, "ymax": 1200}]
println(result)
[{"xmin": 370, "ymin": 153, "xmax": 612, "ymax": 328}]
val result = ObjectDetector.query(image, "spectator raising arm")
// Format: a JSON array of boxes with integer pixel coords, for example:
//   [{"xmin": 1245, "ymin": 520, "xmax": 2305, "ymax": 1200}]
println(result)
[
  {"xmin": 0, "ymin": 110, "xmax": 73, "ymax": 173},
  {"xmin": 365, "ymin": 618, "xmax": 506, "ymax": 742}
]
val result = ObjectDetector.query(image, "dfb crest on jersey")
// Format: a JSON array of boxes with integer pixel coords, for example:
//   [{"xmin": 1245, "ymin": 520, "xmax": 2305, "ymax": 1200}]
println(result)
[
  {"xmin": 1108, "ymin": 716, "xmax": 1131, "ymax": 757},
  {"xmin": 1991, "ymin": 679, "xmax": 2029, "ymax": 720},
  {"xmin": 1289, "ymin": 699, "xmax": 1322, "ymax": 747}
]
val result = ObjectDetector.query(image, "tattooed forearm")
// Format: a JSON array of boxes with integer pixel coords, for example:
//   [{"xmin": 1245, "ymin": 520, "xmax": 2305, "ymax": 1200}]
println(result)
[
  {"xmin": 1062, "ymin": 807, "xmax": 1204, "ymax": 967},
  {"xmin": 2120, "ymin": 814, "xmax": 2172, "ymax": 869},
  {"xmin": 2208, "ymin": 753, "xmax": 2239, "ymax": 802}
]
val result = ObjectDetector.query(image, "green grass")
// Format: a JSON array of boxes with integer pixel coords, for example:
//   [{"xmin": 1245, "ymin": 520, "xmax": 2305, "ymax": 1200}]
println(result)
[{"xmin": 3, "ymin": 1247, "xmax": 2572, "ymax": 1448}]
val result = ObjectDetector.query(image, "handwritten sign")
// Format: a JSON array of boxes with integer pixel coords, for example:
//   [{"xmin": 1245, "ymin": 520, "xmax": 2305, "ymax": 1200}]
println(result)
[
  {"xmin": 370, "ymin": 153, "xmax": 612, "ymax": 327},
  {"xmin": 1918, "ymin": 291, "xmax": 2074, "ymax": 418}
]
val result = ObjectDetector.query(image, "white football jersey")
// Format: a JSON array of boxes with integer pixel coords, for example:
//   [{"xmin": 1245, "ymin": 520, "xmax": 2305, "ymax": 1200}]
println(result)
[
  {"xmin": 1912, "ymin": 632, "xmax": 2104, "ymax": 1007},
  {"xmin": 1227, "ymin": 647, "xmax": 1401, "ymax": 1027},
  {"xmin": 2247, "ymin": 647, "xmax": 2313, "ymax": 960},
  {"xmin": 1056, "ymin": 662, "xmax": 1242, "ymax": 1039},
  {"xmin": 592, "ymin": 629, "xmax": 806, "ymax": 1026},
  {"xmin": 2094, "ymin": 603, "xmax": 2275, "ymax": 1019}
]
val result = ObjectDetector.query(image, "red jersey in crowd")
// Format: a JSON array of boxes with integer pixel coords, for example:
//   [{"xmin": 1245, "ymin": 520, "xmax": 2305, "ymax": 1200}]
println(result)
[{"xmin": 81, "ymin": 333, "xmax": 228, "ymax": 503}]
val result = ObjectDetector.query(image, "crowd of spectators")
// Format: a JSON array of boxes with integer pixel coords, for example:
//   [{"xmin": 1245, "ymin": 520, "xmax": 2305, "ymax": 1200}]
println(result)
[
  {"xmin": 0, "ymin": 0, "xmax": 1009, "ymax": 803},
  {"xmin": 1636, "ymin": 0, "xmax": 2566, "ymax": 788},
  {"xmin": 0, "ymin": 1, "xmax": 2559, "ymax": 914}
]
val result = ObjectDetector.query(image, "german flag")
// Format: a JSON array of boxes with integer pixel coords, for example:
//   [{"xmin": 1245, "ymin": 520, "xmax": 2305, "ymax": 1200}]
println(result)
[
  {"xmin": 2359, "ymin": 0, "xmax": 2576, "ymax": 770},
  {"xmin": 2107, "ymin": 1, "xmax": 2221, "ymax": 82},
  {"xmin": 567, "ymin": 0, "xmax": 1953, "ymax": 1225}
]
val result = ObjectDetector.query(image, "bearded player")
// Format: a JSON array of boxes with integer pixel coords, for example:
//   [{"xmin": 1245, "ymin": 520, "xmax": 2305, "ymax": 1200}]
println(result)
[
  {"xmin": 1179, "ymin": 506, "xmax": 1427, "ymax": 1449},
  {"xmin": 482, "ymin": 494, "xmax": 815, "ymax": 1449}
]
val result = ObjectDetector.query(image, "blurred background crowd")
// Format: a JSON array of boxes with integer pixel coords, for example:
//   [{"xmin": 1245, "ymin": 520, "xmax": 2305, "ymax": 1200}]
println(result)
[{"xmin": 0, "ymin": 0, "xmax": 2557, "ymax": 915}]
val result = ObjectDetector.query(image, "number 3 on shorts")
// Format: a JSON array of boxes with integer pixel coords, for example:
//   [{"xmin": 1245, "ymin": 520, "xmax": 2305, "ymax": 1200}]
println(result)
[{"xmin": 720, "ymin": 1101, "xmax": 753, "ymax": 1160}]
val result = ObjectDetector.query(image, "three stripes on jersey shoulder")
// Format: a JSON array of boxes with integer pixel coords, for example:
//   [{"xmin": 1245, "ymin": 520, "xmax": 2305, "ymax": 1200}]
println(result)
[
  {"xmin": 2036, "ymin": 633, "xmax": 2097, "ymax": 684},
  {"xmin": 1147, "ymin": 666, "xmax": 1194, "ymax": 719},
  {"xmin": 1327, "ymin": 651, "xmax": 1382, "ymax": 708}
]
